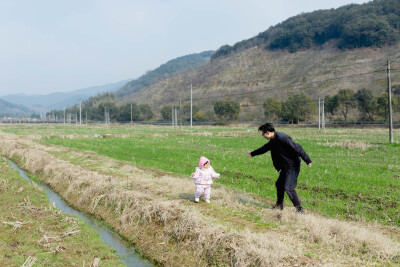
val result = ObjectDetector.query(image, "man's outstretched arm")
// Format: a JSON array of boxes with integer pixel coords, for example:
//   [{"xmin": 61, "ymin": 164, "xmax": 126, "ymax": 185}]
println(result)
[{"xmin": 248, "ymin": 142, "xmax": 271, "ymax": 158}]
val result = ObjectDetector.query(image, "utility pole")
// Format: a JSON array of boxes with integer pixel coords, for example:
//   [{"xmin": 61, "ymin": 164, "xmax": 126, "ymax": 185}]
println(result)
[
  {"xmin": 318, "ymin": 98, "xmax": 321, "ymax": 130},
  {"xmin": 387, "ymin": 60, "xmax": 393, "ymax": 143},
  {"xmin": 172, "ymin": 105, "xmax": 174, "ymax": 126},
  {"xmin": 131, "ymin": 104, "xmax": 133, "ymax": 124},
  {"xmin": 63, "ymin": 107, "xmax": 65, "ymax": 124},
  {"xmin": 322, "ymin": 98, "xmax": 325, "ymax": 130},
  {"xmin": 175, "ymin": 107, "xmax": 178, "ymax": 127},
  {"xmin": 179, "ymin": 99, "xmax": 182, "ymax": 130},
  {"xmin": 190, "ymin": 83, "xmax": 193, "ymax": 128},
  {"xmin": 79, "ymin": 100, "xmax": 82, "ymax": 125}
]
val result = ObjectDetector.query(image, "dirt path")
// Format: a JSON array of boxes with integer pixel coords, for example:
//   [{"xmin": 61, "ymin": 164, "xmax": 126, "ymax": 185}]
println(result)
[{"xmin": 0, "ymin": 132, "xmax": 399, "ymax": 266}]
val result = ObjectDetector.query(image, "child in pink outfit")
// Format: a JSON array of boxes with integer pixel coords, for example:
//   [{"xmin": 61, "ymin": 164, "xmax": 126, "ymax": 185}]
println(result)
[{"xmin": 191, "ymin": 156, "xmax": 220, "ymax": 203}]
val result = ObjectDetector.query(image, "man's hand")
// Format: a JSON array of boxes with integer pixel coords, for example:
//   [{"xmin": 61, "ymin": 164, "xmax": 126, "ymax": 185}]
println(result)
[
  {"xmin": 248, "ymin": 151, "xmax": 252, "ymax": 158},
  {"xmin": 307, "ymin": 163, "xmax": 312, "ymax": 168}
]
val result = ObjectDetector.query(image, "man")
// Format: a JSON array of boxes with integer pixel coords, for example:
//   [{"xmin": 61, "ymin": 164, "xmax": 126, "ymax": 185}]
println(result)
[{"xmin": 248, "ymin": 123, "xmax": 312, "ymax": 213}]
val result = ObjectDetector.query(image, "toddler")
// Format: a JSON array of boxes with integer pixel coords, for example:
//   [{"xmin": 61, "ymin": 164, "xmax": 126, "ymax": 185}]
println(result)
[{"xmin": 191, "ymin": 156, "xmax": 220, "ymax": 203}]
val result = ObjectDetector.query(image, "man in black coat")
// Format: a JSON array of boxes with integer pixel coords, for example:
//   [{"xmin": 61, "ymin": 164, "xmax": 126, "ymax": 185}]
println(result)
[{"xmin": 248, "ymin": 123, "xmax": 312, "ymax": 213}]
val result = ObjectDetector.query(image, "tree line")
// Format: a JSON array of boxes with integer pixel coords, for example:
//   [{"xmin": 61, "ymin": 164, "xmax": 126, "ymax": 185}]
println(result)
[
  {"xmin": 160, "ymin": 101, "xmax": 240, "ymax": 123},
  {"xmin": 264, "ymin": 88, "xmax": 399, "ymax": 123},
  {"xmin": 46, "ymin": 93, "xmax": 153, "ymax": 122},
  {"xmin": 160, "ymin": 88, "xmax": 399, "ymax": 124},
  {"xmin": 46, "ymin": 94, "xmax": 243, "ymax": 124},
  {"xmin": 47, "ymin": 88, "xmax": 399, "ymax": 124}
]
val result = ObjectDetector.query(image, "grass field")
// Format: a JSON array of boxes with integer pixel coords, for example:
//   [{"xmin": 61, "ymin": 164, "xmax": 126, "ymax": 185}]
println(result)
[
  {"xmin": 2, "ymin": 124, "xmax": 399, "ymax": 227},
  {"xmin": 1, "ymin": 124, "xmax": 400, "ymax": 265}
]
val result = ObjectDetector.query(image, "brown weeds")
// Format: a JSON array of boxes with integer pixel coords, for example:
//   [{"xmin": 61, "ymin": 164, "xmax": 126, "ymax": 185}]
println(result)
[
  {"xmin": 262, "ymin": 209, "xmax": 400, "ymax": 263},
  {"xmin": 318, "ymin": 139, "xmax": 384, "ymax": 151},
  {"xmin": 2, "ymin": 220, "xmax": 30, "ymax": 230}
]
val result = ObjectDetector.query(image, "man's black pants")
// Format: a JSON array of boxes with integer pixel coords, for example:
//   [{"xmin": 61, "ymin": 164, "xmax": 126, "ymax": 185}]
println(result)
[{"xmin": 275, "ymin": 166, "xmax": 301, "ymax": 207}]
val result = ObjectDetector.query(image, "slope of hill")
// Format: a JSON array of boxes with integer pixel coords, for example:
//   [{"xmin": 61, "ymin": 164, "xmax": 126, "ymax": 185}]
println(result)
[
  {"xmin": 122, "ymin": 40, "xmax": 400, "ymax": 120},
  {"xmin": 0, "ymin": 99, "xmax": 34, "ymax": 116},
  {"xmin": 213, "ymin": 0, "xmax": 400, "ymax": 58},
  {"xmin": 120, "ymin": 0, "xmax": 400, "ymax": 121},
  {"xmin": 1, "ymin": 79, "xmax": 130, "ymax": 113},
  {"xmin": 116, "ymin": 51, "xmax": 214, "ymax": 98}
]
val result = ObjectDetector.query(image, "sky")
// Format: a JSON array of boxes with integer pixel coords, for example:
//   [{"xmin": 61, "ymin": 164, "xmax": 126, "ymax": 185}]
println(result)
[{"xmin": 0, "ymin": 0, "xmax": 370, "ymax": 97}]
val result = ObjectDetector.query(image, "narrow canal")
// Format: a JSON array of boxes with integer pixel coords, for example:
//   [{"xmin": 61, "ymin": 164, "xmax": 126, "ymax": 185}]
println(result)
[{"xmin": 6, "ymin": 158, "xmax": 153, "ymax": 267}]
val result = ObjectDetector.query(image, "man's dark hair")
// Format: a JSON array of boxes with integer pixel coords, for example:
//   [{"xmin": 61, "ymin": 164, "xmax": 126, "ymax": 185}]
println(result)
[{"xmin": 258, "ymin": 123, "xmax": 275, "ymax": 133}]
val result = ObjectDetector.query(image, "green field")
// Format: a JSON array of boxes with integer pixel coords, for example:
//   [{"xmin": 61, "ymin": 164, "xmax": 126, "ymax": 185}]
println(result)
[{"xmin": 2, "ymin": 124, "xmax": 400, "ymax": 226}]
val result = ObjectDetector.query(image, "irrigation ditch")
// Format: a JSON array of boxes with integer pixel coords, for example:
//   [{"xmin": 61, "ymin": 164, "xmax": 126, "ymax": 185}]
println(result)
[{"xmin": 0, "ymin": 131, "xmax": 399, "ymax": 266}]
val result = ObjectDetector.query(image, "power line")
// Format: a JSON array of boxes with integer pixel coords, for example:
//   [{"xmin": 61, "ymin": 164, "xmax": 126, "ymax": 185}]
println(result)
[
  {"xmin": 182, "ymin": 69, "xmax": 386, "ymax": 102},
  {"xmin": 320, "ymin": 58, "xmax": 389, "ymax": 72},
  {"xmin": 230, "ymin": 56, "xmax": 389, "ymax": 74},
  {"xmin": 180, "ymin": 96, "xmax": 386, "ymax": 110}
]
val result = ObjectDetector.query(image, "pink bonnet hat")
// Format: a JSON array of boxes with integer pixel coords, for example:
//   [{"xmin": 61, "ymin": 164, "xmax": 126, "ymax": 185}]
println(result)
[{"xmin": 199, "ymin": 156, "xmax": 209, "ymax": 168}]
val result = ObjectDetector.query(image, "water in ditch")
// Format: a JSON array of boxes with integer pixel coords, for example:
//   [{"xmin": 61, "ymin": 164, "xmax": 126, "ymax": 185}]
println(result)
[{"xmin": 6, "ymin": 158, "xmax": 153, "ymax": 267}]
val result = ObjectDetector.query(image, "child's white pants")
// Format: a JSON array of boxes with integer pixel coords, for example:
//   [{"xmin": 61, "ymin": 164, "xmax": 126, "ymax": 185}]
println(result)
[{"xmin": 195, "ymin": 185, "xmax": 211, "ymax": 199}]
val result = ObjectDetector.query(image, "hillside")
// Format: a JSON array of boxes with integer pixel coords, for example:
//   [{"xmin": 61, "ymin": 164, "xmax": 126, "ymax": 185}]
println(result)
[
  {"xmin": 116, "ymin": 50, "xmax": 214, "ymax": 98},
  {"xmin": 0, "ymin": 99, "xmax": 34, "ymax": 116},
  {"xmin": 122, "ymin": 41, "xmax": 400, "ymax": 120},
  {"xmin": 213, "ymin": 0, "xmax": 400, "ymax": 57},
  {"xmin": 1, "ymin": 79, "xmax": 130, "ymax": 113},
  {"xmin": 119, "ymin": 0, "xmax": 400, "ymax": 121}
]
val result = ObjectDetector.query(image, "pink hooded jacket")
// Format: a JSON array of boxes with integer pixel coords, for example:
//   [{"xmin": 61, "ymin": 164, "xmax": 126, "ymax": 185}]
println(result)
[{"xmin": 192, "ymin": 156, "xmax": 220, "ymax": 185}]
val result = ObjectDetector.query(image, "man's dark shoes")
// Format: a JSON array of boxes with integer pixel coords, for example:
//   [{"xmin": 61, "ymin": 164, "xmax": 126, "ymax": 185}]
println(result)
[
  {"xmin": 272, "ymin": 203, "xmax": 283, "ymax": 210},
  {"xmin": 296, "ymin": 206, "xmax": 304, "ymax": 213}
]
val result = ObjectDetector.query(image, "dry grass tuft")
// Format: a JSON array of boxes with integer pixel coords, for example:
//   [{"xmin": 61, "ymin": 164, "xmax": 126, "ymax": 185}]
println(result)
[
  {"xmin": 318, "ymin": 139, "xmax": 385, "ymax": 151},
  {"xmin": 282, "ymin": 212, "xmax": 400, "ymax": 261},
  {"xmin": 90, "ymin": 258, "xmax": 100, "ymax": 267},
  {"xmin": 21, "ymin": 256, "xmax": 37, "ymax": 267},
  {"xmin": 2, "ymin": 220, "xmax": 30, "ymax": 230},
  {"xmin": 163, "ymin": 209, "xmax": 295, "ymax": 266}
]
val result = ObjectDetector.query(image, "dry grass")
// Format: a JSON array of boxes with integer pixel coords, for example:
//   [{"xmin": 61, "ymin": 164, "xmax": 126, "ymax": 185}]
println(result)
[
  {"xmin": 0, "ymin": 132, "xmax": 399, "ymax": 266},
  {"xmin": 318, "ymin": 139, "xmax": 384, "ymax": 151},
  {"xmin": 288, "ymin": 213, "xmax": 400, "ymax": 260},
  {"xmin": 21, "ymin": 256, "xmax": 37, "ymax": 267}
]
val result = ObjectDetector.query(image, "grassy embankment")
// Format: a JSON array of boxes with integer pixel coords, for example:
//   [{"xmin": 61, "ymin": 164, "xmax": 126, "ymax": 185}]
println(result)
[
  {"xmin": 20, "ymin": 124, "xmax": 399, "ymax": 227},
  {"xmin": 1, "ymin": 124, "xmax": 399, "ymax": 266},
  {"xmin": 0, "ymin": 156, "xmax": 124, "ymax": 266}
]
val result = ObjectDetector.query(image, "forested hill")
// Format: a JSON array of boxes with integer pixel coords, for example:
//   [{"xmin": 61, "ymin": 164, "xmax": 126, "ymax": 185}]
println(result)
[
  {"xmin": 213, "ymin": 0, "xmax": 400, "ymax": 58},
  {"xmin": 0, "ymin": 99, "xmax": 34, "ymax": 116},
  {"xmin": 116, "ymin": 50, "xmax": 214, "ymax": 97}
]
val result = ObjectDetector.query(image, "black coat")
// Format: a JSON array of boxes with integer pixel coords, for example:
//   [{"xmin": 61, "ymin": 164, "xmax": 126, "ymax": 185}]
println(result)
[{"xmin": 250, "ymin": 132, "xmax": 312, "ymax": 171}]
